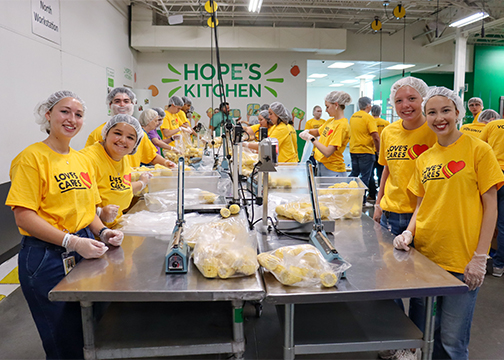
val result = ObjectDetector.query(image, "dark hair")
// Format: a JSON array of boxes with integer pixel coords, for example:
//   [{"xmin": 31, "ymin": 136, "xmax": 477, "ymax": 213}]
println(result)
[{"xmin": 219, "ymin": 102, "xmax": 229, "ymax": 111}]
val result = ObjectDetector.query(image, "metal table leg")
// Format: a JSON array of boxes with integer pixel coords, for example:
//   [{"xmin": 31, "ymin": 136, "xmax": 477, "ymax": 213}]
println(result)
[
  {"xmin": 422, "ymin": 296, "xmax": 437, "ymax": 360},
  {"xmin": 81, "ymin": 301, "xmax": 96, "ymax": 360},
  {"xmin": 232, "ymin": 300, "xmax": 246, "ymax": 359},
  {"xmin": 284, "ymin": 304, "xmax": 295, "ymax": 360}
]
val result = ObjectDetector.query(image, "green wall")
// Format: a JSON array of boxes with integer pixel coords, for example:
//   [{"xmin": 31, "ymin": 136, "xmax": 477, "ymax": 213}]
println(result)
[{"xmin": 473, "ymin": 46, "xmax": 504, "ymax": 112}]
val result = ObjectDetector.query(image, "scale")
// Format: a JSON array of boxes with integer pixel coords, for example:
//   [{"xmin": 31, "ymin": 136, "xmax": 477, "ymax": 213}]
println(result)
[{"xmin": 165, "ymin": 157, "xmax": 189, "ymax": 273}]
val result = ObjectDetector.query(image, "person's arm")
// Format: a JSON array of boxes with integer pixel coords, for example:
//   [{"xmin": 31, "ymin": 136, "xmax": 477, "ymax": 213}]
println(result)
[
  {"xmin": 371, "ymin": 131, "xmax": 380, "ymax": 154},
  {"xmin": 243, "ymin": 142, "xmax": 259, "ymax": 151},
  {"xmin": 312, "ymin": 141, "xmax": 337, "ymax": 158},
  {"xmin": 162, "ymin": 128, "xmax": 182, "ymax": 139},
  {"xmin": 393, "ymin": 197, "xmax": 422, "ymax": 251},
  {"xmin": 373, "ymin": 165, "xmax": 389, "ymax": 222},
  {"xmin": 151, "ymin": 137, "xmax": 178, "ymax": 152},
  {"xmin": 150, "ymin": 154, "xmax": 176, "ymax": 168}
]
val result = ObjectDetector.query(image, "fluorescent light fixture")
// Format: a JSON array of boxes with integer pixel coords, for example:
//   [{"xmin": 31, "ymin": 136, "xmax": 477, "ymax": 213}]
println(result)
[
  {"xmin": 449, "ymin": 12, "xmax": 488, "ymax": 28},
  {"xmin": 309, "ymin": 73, "xmax": 328, "ymax": 78},
  {"xmin": 341, "ymin": 79, "xmax": 358, "ymax": 84},
  {"xmin": 248, "ymin": 0, "xmax": 263, "ymax": 13},
  {"xmin": 328, "ymin": 62, "xmax": 354, "ymax": 69},
  {"xmin": 307, "ymin": 79, "xmax": 316, "ymax": 83},
  {"xmin": 329, "ymin": 84, "xmax": 344, "ymax": 87},
  {"xmin": 168, "ymin": 15, "xmax": 183, "ymax": 25},
  {"xmin": 386, "ymin": 64, "xmax": 415, "ymax": 70},
  {"xmin": 356, "ymin": 74, "xmax": 376, "ymax": 80}
]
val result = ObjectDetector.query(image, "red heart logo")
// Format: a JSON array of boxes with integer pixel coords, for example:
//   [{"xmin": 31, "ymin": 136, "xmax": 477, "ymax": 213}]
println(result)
[
  {"xmin": 407, "ymin": 144, "xmax": 429, "ymax": 159},
  {"xmin": 327, "ymin": 129, "xmax": 334, "ymax": 136},
  {"xmin": 80, "ymin": 172, "xmax": 92, "ymax": 189},
  {"xmin": 447, "ymin": 160, "xmax": 465, "ymax": 174},
  {"xmin": 123, "ymin": 174, "xmax": 131, "ymax": 187}
]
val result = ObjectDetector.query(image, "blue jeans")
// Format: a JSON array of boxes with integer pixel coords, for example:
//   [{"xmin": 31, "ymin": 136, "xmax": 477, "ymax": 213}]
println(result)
[
  {"xmin": 493, "ymin": 184, "xmax": 504, "ymax": 268},
  {"xmin": 409, "ymin": 273, "xmax": 479, "ymax": 360},
  {"xmin": 380, "ymin": 211, "xmax": 413, "ymax": 236},
  {"xmin": 18, "ymin": 227, "xmax": 92, "ymax": 359},
  {"xmin": 316, "ymin": 162, "xmax": 347, "ymax": 177},
  {"xmin": 349, "ymin": 153, "xmax": 375, "ymax": 188}
]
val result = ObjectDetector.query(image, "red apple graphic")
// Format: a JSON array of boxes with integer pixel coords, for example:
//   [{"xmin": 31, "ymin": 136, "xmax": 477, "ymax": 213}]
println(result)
[{"xmin": 290, "ymin": 65, "xmax": 300, "ymax": 77}]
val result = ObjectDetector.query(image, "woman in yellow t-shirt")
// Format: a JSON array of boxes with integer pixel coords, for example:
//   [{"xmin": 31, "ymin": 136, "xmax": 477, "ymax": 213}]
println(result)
[
  {"xmin": 299, "ymin": 91, "xmax": 352, "ymax": 176},
  {"xmin": 268, "ymin": 102, "xmax": 298, "ymax": 163},
  {"xmin": 80, "ymin": 114, "xmax": 153, "ymax": 228},
  {"xmin": 160, "ymin": 96, "xmax": 192, "ymax": 143},
  {"xmin": 394, "ymin": 87, "xmax": 504, "ymax": 359},
  {"xmin": 244, "ymin": 110, "xmax": 270, "ymax": 143},
  {"xmin": 373, "ymin": 77, "xmax": 437, "ymax": 235},
  {"xmin": 6, "ymin": 91, "xmax": 124, "ymax": 359}
]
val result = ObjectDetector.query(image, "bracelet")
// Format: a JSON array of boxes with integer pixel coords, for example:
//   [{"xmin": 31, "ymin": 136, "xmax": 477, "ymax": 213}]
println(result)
[
  {"xmin": 62, "ymin": 233, "xmax": 71, "ymax": 249},
  {"xmin": 98, "ymin": 227, "xmax": 109, "ymax": 237},
  {"xmin": 170, "ymin": 136, "xmax": 174, "ymax": 142}
]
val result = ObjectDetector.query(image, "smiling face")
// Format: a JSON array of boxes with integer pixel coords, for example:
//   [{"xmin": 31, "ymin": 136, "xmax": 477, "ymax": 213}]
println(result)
[
  {"xmin": 110, "ymin": 92, "xmax": 134, "ymax": 115},
  {"xmin": 425, "ymin": 95, "xmax": 460, "ymax": 141},
  {"xmin": 325, "ymin": 101, "xmax": 338, "ymax": 118},
  {"xmin": 104, "ymin": 122, "xmax": 137, "ymax": 160},
  {"xmin": 46, "ymin": 97, "xmax": 84, "ymax": 139},
  {"xmin": 468, "ymin": 102, "xmax": 482, "ymax": 116},
  {"xmin": 394, "ymin": 86, "xmax": 424, "ymax": 125}
]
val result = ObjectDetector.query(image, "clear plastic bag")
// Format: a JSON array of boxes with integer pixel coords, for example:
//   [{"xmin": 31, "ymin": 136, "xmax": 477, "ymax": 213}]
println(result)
[
  {"xmin": 191, "ymin": 216, "xmax": 259, "ymax": 278},
  {"xmin": 144, "ymin": 188, "xmax": 219, "ymax": 212},
  {"xmin": 118, "ymin": 210, "xmax": 178, "ymax": 235},
  {"xmin": 275, "ymin": 200, "xmax": 331, "ymax": 223},
  {"xmin": 257, "ymin": 244, "xmax": 351, "ymax": 288}
]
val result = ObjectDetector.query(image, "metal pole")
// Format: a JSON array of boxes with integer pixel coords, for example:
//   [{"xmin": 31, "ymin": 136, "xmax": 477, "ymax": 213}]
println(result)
[
  {"xmin": 232, "ymin": 300, "xmax": 245, "ymax": 359},
  {"xmin": 422, "ymin": 296, "xmax": 437, "ymax": 360},
  {"xmin": 284, "ymin": 304, "xmax": 295, "ymax": 360},
  {"xmin": 262, "ymin": 172, "xmax": 269, "ymax": 226},
  {"xmin": 81, "ymin": 301, "xmax": 96, "ymax": 360}
]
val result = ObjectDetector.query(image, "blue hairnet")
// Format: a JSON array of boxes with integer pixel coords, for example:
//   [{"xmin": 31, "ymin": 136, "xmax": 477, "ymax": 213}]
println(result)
[
  {"xmin": 34, "ymin": 90, "xmax": 86, "ymax": 133},
  {"xmin": 101, "ymin": 114, "xmax": 144, "ymax": 155},
  {"xmin": 168, "ymin": 96, "xmax": 184, "ymax": 107},
  {"xmin": 106, "ymin": 87, "xmax": 136, "ymax": 105},
  {"xmin": 422, "ymin": 86, "xmax": 466, "ymax": 122},
  {"xmin": 269, "ymin": 102, "xmax": 291, "ymax": 124}
]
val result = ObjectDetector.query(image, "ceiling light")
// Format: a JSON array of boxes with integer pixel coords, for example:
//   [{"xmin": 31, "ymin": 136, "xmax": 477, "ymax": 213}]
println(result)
[
  {"xmin": 309, "ymin": 74, "xmax": 328, "ymax": 78},
  {"xmin": 248, "ymin": 0, "xmax": 263, "ymax": 13},
  {"xmin": 307, "ymin": 79, "xmax": 316, "ymax": 83},
  {"xmin": 327, "ymin": 62, "xmax": 354, "ymax": 69},
  {"xmin": 356, "ymin": 74, "xmax": 376, "ymax": 80},
  {"xmin": 449, "ymin": 12, "xmax": 488, "ymax": 28},
  {"xmin": 386, "ymin": 64, "xmax": 415, "ymax": 70},
  {"xmin": 329, "ymin": 84, "xmax": 344, "ymax": 87},
  {"xmin": 341, "ymin": 79, "xmax": 358, "ymax": 84}
]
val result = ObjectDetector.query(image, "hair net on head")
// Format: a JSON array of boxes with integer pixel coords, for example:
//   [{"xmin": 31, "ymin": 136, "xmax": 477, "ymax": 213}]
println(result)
[
  {"xmin": 269, "ymin": 102, "xmax": 291, "ymax": 124},
  {"xmin": 422, "ymin": 86, "xmax": 466, "ymax": 122},
  {"xmin": 468, "ymin": 97, "xmax": 483, "ymax": 106},
  {"xmin": 259, "ymin": 104, "xmax": 270, "ymax": 111},
  {"xmin": 324, "ymin": 91, "xmax": 352, "ymax": 106},
  {"xmin": 138, "ymin": 109, "xmax": 159, "ymax": 127},
  {"xmin": 34, "ymin": 90, "xmax": 86, "ymax": 133},
  {"xmin": 101, "ymin": 114, "xmax": 144, "ymax": 155},
  {"xmin": 168, "ymin": 96, "xmax": 184, "ymax": 107},
  {"xmin": 390, "ymin": 76, "xmax": 428, "ymax": 103},
  {"xmin": 358, "ymin": 97, "xmax": 372, "ymax": 110},
  {"xmin": 106, "ymin": 87, "xmax": 136, "ymax": 105},
  {"xmin": 371, "ymin": 105, "xmax": 381, "ymax": 117},
  {"xmin": 152, "ymin": 107, "xmax": 165, "ymax": 118},
  {"xmin": 478, "ymin": 109, "xmax": 500, "ymax": 123},
  {"xmin": 181, "ymin": 96, "xmax": 192, "ymax": 105},
  {"xmin": 259, "ymin": 109, "xmax": 271, "ymax": 124}
]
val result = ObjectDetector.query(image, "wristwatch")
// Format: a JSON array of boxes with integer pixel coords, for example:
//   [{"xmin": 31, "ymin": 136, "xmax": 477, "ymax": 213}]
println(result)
[{"xmin": 310, "ymin": 137, "xmax": 316, "ymax": 142}]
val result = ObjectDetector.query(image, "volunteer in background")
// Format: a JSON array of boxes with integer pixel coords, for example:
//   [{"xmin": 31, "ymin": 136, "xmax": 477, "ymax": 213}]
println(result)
[
  {"xmin": 367, "ymin": 105, "xmax": 390, "ymax": 201},
  {"xmin": 394, "ymin": 87, "xmax": 504, "ymax": 359},
  {"xmin": 139, "ymin": 109, "xmax": 180, "ymax": 155},
  {"xmin": 160, "ymin": 95, "xmax": 193, "ymax": 144},
  {"xmin": 460, "ymin": 109, "xmax": 499, "ymax": 137},
  {"xmin": 304, "ymin": 105, "xmax": 326, "ymax": 131},
  {"xmin": 479, "ymin": 110, "xmax": 504, "ymax": 277},
  {"xmin": 6, "ymin": 91, "xmax": 123, "ymax": 359},
  {"xmin": 81, "ymin": 114, "xmax": 153, "ymax": 228},
  {"xmin": 244, "ymin": 110, "xmax": 272, "ymax": 145},
  {"xmin": 85, "ymin": 87, "xmax": 175, "ymax": 169},
  {"xmin": 373, "ymin": 77, "xmax": 437, "ymax": 235},
  {"xmin": 469, "ymin": 97, "xmax": 484, "ymax": 124},
  {"xmin": 210, "ymin": 102, "xmax": 241, "ymax": 136},
  {"xmin": 299, "ymin": 91, "xmax": 352, "ymax": 176}
]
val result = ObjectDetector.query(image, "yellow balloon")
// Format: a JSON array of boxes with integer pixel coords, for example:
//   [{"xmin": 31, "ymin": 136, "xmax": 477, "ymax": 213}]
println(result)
[
  {"xmin": 205, "ymin": 1, "xmax": 218, "ymax": 14},
  {"xmin": 371, "ymin": 19, "xmax": 382, "ymax": 32},
  {"xmin": 393, "ymin": 4, "xmax": 406, "ymax": 19},
  {"xmin": 207, "ymin": 17, "xmax": 219, "ymax": 28}
]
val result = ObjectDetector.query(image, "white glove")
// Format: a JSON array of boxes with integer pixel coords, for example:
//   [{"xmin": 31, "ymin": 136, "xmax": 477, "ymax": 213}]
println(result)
[
  {"xmin": 171, "ymin": 134, "xmax": 182, "ymax": 141},
  {"xmin": 299, "ymin": 130, "xmax": 314, "ymax": 141},
  {"xmin": 66, "ymin": 235, "xmax": 108, "ymax": 259},
  {"xmin": 100, "ymin": 205, "xmax": 119, "ymax": 223},
  {"xmin": 139, "ymin": 172, "xmax": 153, "ymax": 184},
  {"xmin": 393, "ymin": 230, "xmax": 413, "ymax": 251},
  {"xmin": 99, "ymin": 229, "xmax": 124, "ymax": 247},
  {"xmin": 464, "ymin": 252, "xmax": 488, "ymax": 291},
  {"xmin": 180, "ymin": 126, "xmax": 192, "ymax": 133},
  {"xmin": 164, "ymin": 160, "xmax": 176, "ymax": 168}
]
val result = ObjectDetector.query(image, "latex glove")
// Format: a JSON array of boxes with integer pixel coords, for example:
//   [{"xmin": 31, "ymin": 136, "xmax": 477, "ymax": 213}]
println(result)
[
  {"xmin": 180, "ymin": 126, "xmax": 192, "ymax": 133},
  {"xmin": 100, "ymin": 205, "xmax": 119, "ymax": 224},
  {"xmin": 67, "ymin": 235, "xmax": 108, "ymax": 259},
  {"xmin": 393, "ymin": 230, "xmax": 413, "ymax": 251},
  {"xmin": 164, "ymin": 159, "xmax": 176, "ymax": 168},
  {"xmin": 373, "ymin": 203, "xmax": 382, "ymax": 223},
  {"xmin": 139, "ymin": 172, "xmax": 153, "ymax": 184},
  {"xmin": 299, "ymin": 130, "xmax": 314, "ymax": 141},
  {"xmin": 464, "ymin": 252, "xmax": 488, "ymax": 291},
  {"xmin": 171, "ymin": 134, "xmax": 182, "ymax": 141},
  {"xmin": 100, "ymin": 229, "xmax": 124, "ymax": 247}
]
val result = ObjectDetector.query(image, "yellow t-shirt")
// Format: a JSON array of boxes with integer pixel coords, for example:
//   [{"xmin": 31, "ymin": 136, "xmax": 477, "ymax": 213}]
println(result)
[
  {"xmin": 288, "ymin": 124, "xmax": 298, "ymax": 156},
  {"xmin": 460, "ymin": 122, "xmax": 486, "ymax": 137},
  {"xmin": 408, "ymin": 134, "xmax": 504, "ymax": 273},
  {"xmin": 79, "ymin": 143, "xmax": 133, "ymax": 228},
  {"xmin": 304, "ymin": 118, "xmax": 326, "ymax": 130},
  {"xmin": 479, "ymin": 119, "xmax": 504, "ymax": 170},
  {"xmin": 378, "ymin": 120, "xmax": 437, "ymax": 213},
  {"xmin": 268, "ymin": 122, "xmax": 298, "ymax": 163},
  {"xmin": 6, "ymin": 142, "xmax": 100, "ymax": 236},
  {"xmin": 85, "ymin": 123, "xmax": 157, "ymax": 168},
  {"xmin": 160, "ymin": 111, "xmax": 184, "ymax": 146},
  {"xmin": 249, "ymin": 124, "xmax": 261, "ymax": 141},
  {"xmin": 178, "ymin": 110, "xmax": 190, "ymax": 125},
  {"xmin": 375, "ymin": 117, "xmax": 390, "ymax": 152},
  {"xmin": 314, "ymin": 118, "xmax": 350, "ymax": 172},
  {"xmin": 472, "ymin": 111, "xmax": 482, "ymax": 124},
  {"xmin": 349, "ymin": 110, "xmax": 378, "ymax": 154}
]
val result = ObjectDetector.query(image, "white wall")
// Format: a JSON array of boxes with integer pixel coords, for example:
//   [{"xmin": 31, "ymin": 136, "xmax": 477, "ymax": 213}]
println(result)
[
  {"xmin": 0, "ymin": 0, "xmax": 136, "ymax": 183},
  {"xmin": 306, "ymin": 86, "xmax": 360, "ymax": 125}
]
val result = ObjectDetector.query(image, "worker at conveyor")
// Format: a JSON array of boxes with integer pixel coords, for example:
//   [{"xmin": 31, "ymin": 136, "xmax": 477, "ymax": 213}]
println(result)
[
  {"xmin": 139, "ymin": 108, "xmax": 181, "ymax": 155},
  {"xmin": 85, "ymin": 87, "xmax": 175, "ymax": 169},
  {"xmin": 80, "ymin": 114, "xmax": 153, "ymax": 227},
  {"xmin": 160, "ymin": 95, "xmax": 193, "ymax": 145},
  {"xmin": 299, "ymin": 91, "xmax": 352, "ymax": 176},
  {"xmin": 6, "ymin": 91, "xmax": 124, "ymax": 359},
  {"xmin": 394, "ymin": 87, "xmax": 504, "ymax": 359}
]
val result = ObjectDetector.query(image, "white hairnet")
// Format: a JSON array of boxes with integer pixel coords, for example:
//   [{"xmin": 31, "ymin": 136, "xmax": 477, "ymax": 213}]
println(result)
[
  {"xmin": 106, "ymin": 87, "xmax": 136, "ymax": 105},
  {"xmin": 181, "ymin": 96, "xmax": 192, "ymax": 105},
  {"xmin": 34, "ymin": 90, "xmax": 86, "ymax": 133},
  {"xmin": 138, "ymin": 109, "xmax": 159, "ymax": 127},
  {"xmin": 269, "ymin": 102, "xmax": 291, "ymax": 124},
  {"xmin": 325, "ymin": 91, "xmax": 352, "ymax": 106},
  {"xmin": 152, "ymin": 107, "xmax": 165, "ymax": 118},
  {"xmin": 260, "ymin": 104, "xmax": 270, "ymax": 111},
  {"xmin": 468, "ymin": 97, "xmax": 483, "ymax": 106},
  {"xmin": 259, "ymin": 109, "xmax": 271, "ymax": 124},
  {"xmin": 422, "ymin": 86, "xmax": 466, "ymax": 122},
  {"xmin": 101, "ymin": 114, "xmax": 144, "ymax": 155},
  {"xmin": 390, "ymin": 76, "xmax": 429, "ymax": 103},
  {"xmin": 168, "ymin": 96, "xmax": 184, "ymax": 107},
  {"xmin": 478, "ymin": 109, "xmax": 500, "ymax": 123}
]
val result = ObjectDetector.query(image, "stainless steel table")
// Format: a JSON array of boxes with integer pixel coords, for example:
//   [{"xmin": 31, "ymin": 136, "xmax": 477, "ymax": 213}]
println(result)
[
  {"xmin": 258, "ymin": 215, "xmax": 468, "ymax": 360},
  {"xmin": 49, "ymin": 203, "xmax": 265, "ymax": 360}
]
